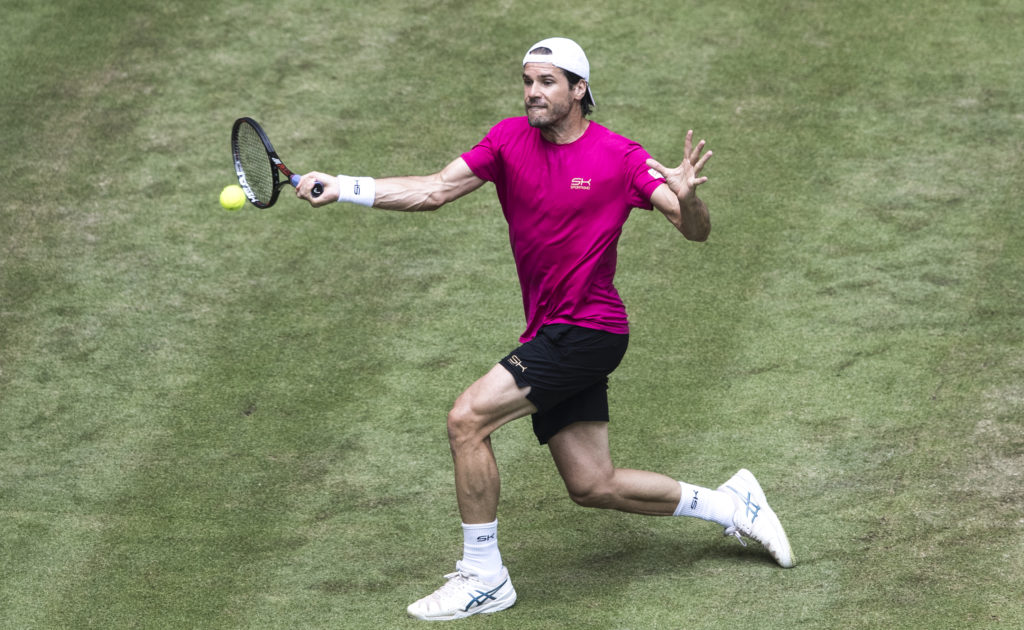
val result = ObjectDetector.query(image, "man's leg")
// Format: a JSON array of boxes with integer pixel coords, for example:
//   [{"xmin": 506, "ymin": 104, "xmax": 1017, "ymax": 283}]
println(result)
[
  {"xmin": 447, "ymin": 363, "xmax": 537, "ymax": 523},
  {"xmin": 407, "ymin": 364, "xmax": 535, "ymax": 621},
  {"xmin": 547, "ymin": 421, "xmax": 795, "ymax": 567},
  {"xmin": 547, "ymin": 420, "xmax": 687, "ymax": 515}
]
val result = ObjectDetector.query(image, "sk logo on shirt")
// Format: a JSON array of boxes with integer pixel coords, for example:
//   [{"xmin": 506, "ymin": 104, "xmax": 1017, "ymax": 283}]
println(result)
[{"xmin": 570, "ymin": 177, "xmax": 592, "ymax": 190}]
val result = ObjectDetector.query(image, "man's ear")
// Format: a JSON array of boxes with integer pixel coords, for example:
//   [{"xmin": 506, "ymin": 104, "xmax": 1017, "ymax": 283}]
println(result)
[
  {"xmin": 573, "ymin": 80, "xmax": 588, "ymax": 103},
  {"xmin": 573, "ymin": 79, "xmax": 589, "ymax": 106}
]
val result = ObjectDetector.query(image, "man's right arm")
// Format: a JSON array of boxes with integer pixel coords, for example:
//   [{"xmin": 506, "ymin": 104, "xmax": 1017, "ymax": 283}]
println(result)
[{"xmin": 296, "ymin": 157, "xmax": 486, "ymax": 211}]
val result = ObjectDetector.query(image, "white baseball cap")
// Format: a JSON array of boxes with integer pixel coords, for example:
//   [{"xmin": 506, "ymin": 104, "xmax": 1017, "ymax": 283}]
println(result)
[{"xmin": 522, "ymin": 37, "xmax": 595, "ymax": 106}]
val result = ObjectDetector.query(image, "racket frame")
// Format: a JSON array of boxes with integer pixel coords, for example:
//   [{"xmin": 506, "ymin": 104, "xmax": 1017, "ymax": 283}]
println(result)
[{"xmin": 231, "ymin": 117, "xmax": 306, "ymax": 209}]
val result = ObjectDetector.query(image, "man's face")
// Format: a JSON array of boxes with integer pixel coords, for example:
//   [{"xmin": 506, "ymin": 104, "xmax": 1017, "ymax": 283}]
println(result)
[{"xmin": 522, "ymin": 63, "xmax": 580, "ymax": 128}]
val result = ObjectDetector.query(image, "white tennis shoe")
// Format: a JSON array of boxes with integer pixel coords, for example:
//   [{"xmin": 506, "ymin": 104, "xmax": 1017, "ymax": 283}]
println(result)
[
  {"xmin": 718, "ymin": 468, "xmax": 795, "ymax": 568},
  {"xmin": 407, "ymin": 562, "xmax": 517, "ymax": 621}
]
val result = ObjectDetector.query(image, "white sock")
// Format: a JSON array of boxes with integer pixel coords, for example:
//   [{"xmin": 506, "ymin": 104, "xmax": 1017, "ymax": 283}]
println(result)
[
  {"xmin": 673, "ymin": 481, "xmax": 736, "ymax": 527},
  {"xmin": 460, "ymin": 520, "xmax": 503, "ymax": 583}
]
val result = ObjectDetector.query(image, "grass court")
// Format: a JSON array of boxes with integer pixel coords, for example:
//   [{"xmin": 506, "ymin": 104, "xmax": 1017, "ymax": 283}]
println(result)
[{"xmin": 2, "ymin": 1, "xmax": 1022, "ymax": 627}]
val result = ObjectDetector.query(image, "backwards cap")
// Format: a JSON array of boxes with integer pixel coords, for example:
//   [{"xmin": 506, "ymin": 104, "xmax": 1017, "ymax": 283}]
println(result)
[{"xmin": 522, "ymin": 37, "xmax": 595, "ymax": 106}]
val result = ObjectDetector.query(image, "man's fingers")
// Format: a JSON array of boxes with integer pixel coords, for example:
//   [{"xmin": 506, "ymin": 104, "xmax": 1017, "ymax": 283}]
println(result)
[
  {"xmin": 694, "ymin": 150, "xmax": 713, "ymax": 172},
  {"xmin": 690, "ymin": 139, "xmax": 706, "ymax": 163},
  {"xmin": 646, "ymin": 157, "xmax": 668, "ymax": 176},
  {"xmin": 683, "ymin": 129, "xmax": 694, "ymax": 156},
  {"xmin": 296, "ymin": 173, "xmax": 314, "ymax": 197}
]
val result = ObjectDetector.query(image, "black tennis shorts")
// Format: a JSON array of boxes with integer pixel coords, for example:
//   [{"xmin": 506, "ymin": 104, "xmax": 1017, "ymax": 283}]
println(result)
[{"xmin": 499, "ymin": 324, "xmax": 629, "ymax": 445}]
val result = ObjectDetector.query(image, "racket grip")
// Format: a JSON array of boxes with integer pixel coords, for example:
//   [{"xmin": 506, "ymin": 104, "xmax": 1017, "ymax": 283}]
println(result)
[{"xmin": 289, "ymin": 174, "xmax": 323, "ymax": 198}]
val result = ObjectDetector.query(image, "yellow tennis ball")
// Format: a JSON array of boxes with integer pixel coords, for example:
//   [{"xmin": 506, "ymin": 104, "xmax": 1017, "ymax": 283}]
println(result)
[{"xmin": 220, "ymin": 184, "xmax": 246, "ymax": 211}]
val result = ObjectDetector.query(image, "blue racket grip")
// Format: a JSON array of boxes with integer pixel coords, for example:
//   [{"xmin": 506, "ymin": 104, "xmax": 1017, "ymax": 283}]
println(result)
[{"xmin": 290, "ymin": 174, "xmax": 323, "ymax": 197}]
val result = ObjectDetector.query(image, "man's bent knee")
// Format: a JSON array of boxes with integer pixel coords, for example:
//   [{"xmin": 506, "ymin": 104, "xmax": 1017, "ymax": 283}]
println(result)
[
  {"xmin": 446, "ymin": 366, "xmax": 536, "ymax": 450},
  {"xmin": 565, "ymin": 480, "xmax": 616, "ymax": 509},
  {"xmin": 446, "ymin": 400, "xmax": 486, "ymax": 448}
]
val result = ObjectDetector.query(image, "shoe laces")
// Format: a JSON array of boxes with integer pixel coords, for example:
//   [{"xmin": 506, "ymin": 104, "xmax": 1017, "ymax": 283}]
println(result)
[
  {"xmin": 723, "ymin": 525, "xmax": 748, "ymax": 547},
  {"xmin": 436, "ymin": 568, "xmax": 472, "ymax": 594},
  {"xmin": 428, "ymin": 562, "xmax": 483, "ymax": 599}
]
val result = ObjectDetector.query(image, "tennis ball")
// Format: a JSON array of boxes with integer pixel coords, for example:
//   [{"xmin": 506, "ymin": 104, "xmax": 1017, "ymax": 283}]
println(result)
[{"xmin": 220, "ymin": 184, "xmax": 246, "ymax": 211}]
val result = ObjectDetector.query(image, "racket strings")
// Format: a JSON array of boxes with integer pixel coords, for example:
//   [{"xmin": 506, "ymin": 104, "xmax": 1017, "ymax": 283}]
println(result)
[{"xmin": 235, "ymin": 123, "xmax": 275, "ymax": 203}]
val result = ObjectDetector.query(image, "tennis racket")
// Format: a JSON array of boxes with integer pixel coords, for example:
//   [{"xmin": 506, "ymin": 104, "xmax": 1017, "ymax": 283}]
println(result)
[{"xmin": 231, "ymin": 117, "xmax": 322, "ymax": 208}]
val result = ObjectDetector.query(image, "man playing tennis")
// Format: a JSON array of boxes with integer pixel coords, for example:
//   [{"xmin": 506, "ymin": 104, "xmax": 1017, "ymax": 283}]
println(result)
[{"xmin": 297, "ymin": 37, "xmax": 794, "ymax": 621}]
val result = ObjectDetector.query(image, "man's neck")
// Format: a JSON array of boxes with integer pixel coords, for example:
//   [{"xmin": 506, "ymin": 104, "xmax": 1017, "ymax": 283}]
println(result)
[{"xmin": 540, "ymin": 117, "xmax": 590, "ymax": 145}]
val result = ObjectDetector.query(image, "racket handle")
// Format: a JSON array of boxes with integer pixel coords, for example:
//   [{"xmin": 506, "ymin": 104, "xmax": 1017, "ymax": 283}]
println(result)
[{"xmin": 289, "ymin": 174, "xmax": 324, "ymax": 198}]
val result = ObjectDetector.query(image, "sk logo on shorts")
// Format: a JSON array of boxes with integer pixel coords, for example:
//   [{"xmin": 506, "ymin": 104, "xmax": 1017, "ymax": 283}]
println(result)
[{"xmin": 507, "ymin": 355, "xmax": 527, "ymax": 372}]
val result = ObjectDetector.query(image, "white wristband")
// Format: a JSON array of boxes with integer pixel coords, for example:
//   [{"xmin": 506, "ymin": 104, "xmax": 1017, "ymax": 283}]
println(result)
[{"xmin": 335, "ymin": 175, "xmax": 375, "ymax": 206}]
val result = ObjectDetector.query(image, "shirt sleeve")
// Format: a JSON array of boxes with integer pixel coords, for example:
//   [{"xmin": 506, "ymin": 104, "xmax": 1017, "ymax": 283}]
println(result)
[
  {"xmin": 461, "ymin": 122, "xmax": 505, "ymax": 183},
  {"xmin": 624, "ymin": 142, "xmax": 664, "ymax": 210}
]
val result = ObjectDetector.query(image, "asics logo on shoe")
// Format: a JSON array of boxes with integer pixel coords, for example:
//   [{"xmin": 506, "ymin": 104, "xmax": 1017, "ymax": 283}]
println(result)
[
  {"xmin": 463, "ymin": 579, "xmax": 508, "ymax": 612},
  {"xmin": 727, "ymin": 485, "xmax": 762, "ymax": 523}
]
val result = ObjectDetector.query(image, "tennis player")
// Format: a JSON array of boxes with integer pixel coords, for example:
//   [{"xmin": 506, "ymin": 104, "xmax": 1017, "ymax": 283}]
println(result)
[{"xmin": 297, "ymin": 37, "xmax": 794, "ymax": 621}]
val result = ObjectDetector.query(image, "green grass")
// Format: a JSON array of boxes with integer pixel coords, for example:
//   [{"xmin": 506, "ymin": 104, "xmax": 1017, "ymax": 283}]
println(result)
[{"xmin": 2, "ymin": 0, "xmax": 1023, "ymax": 628}]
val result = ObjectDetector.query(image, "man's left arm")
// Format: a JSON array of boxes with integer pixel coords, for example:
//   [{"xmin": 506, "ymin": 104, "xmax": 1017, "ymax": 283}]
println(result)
[{"xmin": 647, "ymin": 129, "xmax": 712, "ymax": 242}]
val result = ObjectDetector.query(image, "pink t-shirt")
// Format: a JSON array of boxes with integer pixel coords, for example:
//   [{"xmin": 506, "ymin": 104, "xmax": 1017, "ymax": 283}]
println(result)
[{"xmin": 462, "ymin": 117, "xmax": 664, "ymax": 341}]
